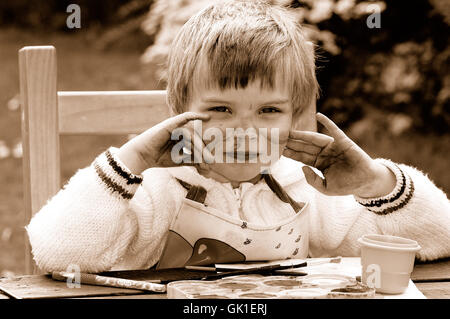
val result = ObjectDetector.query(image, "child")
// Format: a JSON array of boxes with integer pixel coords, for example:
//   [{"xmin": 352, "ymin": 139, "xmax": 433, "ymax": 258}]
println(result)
[{"xmin": 27, "ymin": 0, "xmax": 450, "ymax": 273}]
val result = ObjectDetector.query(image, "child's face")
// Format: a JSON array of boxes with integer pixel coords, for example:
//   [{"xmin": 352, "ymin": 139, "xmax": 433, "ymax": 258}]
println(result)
[{"xmin": 187, "ymin": 79, "xmax": 293, "ymax": 184}]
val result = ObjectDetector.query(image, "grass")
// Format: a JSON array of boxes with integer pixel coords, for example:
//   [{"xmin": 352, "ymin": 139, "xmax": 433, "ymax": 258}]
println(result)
[{"xmin": 0, "ymin": 28, "xmax": 448, "ymax": 276}]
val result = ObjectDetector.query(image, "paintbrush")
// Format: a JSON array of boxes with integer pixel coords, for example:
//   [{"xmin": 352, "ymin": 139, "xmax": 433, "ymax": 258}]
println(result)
[
  {"xmin": 274, "ymin": 256, "xmax": 342, "ymax": 275},
  {"xmin": 186, "ymin": 257, "xmax": 341, "ymax": 273},
  {"xmin": 186, "ymin": 259, "xmax": 308, "ymax": 272},
  {"xmin": 51, "ymin": 271, "xmax": 166, "ymax": 293},
  {"xmin": 184, "ymin": 257, "xmax": 341, "ymax": 280},
  {"xmin": 197, "ymin": 264, "xmax": 308, "ymax": 280}
]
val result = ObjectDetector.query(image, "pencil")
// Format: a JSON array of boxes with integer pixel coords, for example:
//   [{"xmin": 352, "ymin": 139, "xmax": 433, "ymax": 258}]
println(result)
[
  {"xmin": 52, "ymin": 271, "xmax": 166, "ymax": 293},
  {"xmin": 185, "ymin": 265, "xmax": 216, "ymax": 271}
]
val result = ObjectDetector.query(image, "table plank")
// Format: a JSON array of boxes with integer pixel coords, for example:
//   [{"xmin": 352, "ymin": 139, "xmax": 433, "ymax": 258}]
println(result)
[
  {"xmin": 411, "ymin": 258, "xmax": 450, "ymax": 282},
  {"xmin": 415, "ymin": 282, "xmax": 450, "ymax": 299},
  {"xmin": 0, "ymin": 268, "xmax": 225, "ymax": 299},
  {"xmin": 0, "ymin": 275, "xmax": 159, "ymax": 299}
]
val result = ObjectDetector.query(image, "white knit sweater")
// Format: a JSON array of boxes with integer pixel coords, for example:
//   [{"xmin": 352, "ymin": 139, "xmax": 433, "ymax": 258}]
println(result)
[{"xmin": 26, "ymin": 147, "xmax": 450, "ymax": 273}]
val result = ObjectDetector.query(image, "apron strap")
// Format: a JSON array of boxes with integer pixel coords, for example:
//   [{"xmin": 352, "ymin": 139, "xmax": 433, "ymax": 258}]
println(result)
[
  {"xmin": 175, "ymin": 178, "xmax": 207, "ymax": 204},
  {"xmin": 263, "ymin": 173, "xmax": 305, "ymax": 214},
  {"xmin": 176, "ymin": 178, "xmax": 192, "ymax": 191},
  {"xmin": 176, "ymin": 175, "xmax": 304, "ymax": 213}
]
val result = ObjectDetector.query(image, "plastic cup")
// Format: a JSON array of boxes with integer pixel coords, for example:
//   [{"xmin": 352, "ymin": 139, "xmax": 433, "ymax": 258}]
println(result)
[{"xmin": 357, "ymin": 234, "xmax": 421, "ymax": 294}]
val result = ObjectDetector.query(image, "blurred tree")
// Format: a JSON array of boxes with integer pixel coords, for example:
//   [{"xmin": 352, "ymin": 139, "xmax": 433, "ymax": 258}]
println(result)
[
  {"xmin": 0, "ymin": 0, "xmax": 150, "ymax": 30},
  {"xmin": 0, "ymin": 0, "xmax": 155, "ymax": 51},
  {"xmin": 140, "ymin": 0, "xmax": 450, "ymax": 135}
]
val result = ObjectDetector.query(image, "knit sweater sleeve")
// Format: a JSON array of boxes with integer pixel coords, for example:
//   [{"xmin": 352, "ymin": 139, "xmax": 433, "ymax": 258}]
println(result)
[
  {"xmin": 26, "ymin": 147, "xmax": 146, "ymax": 273},
  {"xmin": 307, "ymin": 159, "xmax": 450, "ymax": 261}
]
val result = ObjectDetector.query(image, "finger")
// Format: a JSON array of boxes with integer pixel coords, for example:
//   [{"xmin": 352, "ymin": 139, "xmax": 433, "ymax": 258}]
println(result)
[
  {"xmin": 190, "ymin": 126, "xmax": 215, "ymax": 164},
  {"xmin": 302, "ymin": 166, "xmax": 327, "ymax": 193},
  {"xmin": 166, "ymin": 126, "xmax": 192, "ymax": 161},
  {"xmin": 179, "ymin": 119, "xmax": 216, "ymax": 164},
  {"xmin": 316, "ymin": 113, "xmax": 348, "ymax": 140},
  {"xmin": 283, "ymin": 147, "xmax": 317, "ymax": 166},
  {"xmin": 162, "ymin": 112, "xmax": 210, "ymax": 134},
  {"xmin": 289, "ymin": 130, "xmax": 334, "ymax": 147},
  {"xmin": 164, "ymin": 139, "xmax": 191, "ymax": 166},
  {"xmin": 286, "ymin": 139, "xmax": 323, "ymax": 154},
  {"xmin": 175, "ymin": 136, "xmax": 213, "ymax": 166}
]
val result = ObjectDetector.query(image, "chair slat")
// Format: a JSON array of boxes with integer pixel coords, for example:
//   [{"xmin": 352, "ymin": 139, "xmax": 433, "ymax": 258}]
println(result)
[
  {"xmin": 19, "ymin": 46, "xmax": 60, "ymax": 274},
  {"xmin": 58, "ymin": 91, "xmax": 170, "ymax": 134}
]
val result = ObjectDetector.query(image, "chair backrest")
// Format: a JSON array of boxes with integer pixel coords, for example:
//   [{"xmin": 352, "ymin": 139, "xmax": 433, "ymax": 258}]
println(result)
[{"xmin": 19, "ymin": 46, "xmax": 170, "ymax": 274}]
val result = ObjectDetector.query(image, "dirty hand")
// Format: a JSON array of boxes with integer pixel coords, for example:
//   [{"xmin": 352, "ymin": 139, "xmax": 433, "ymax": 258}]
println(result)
[
  {"xmin": 117, "ymin": 112, "xmax": 214, "ymax": 175},
  {"xmin": 283, "ymin": 113, "xmax": 396, "ymax": 198}
]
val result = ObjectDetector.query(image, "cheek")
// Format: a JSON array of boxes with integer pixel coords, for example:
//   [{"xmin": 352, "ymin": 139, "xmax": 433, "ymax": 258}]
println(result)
[
  {"xmin": 201, "ymin": 121, "xmax": 228, "ymax": 144},
  {"xmin": 260, "ymin": 115, "xmax": 292, "ymax": 145},
  {"xmin": 278, "ymin": 126, "xmax": 290, "ymax": 145},
  {"xmin": 279, "ymin": 114, "xmax": 293, "ymax": 144}
]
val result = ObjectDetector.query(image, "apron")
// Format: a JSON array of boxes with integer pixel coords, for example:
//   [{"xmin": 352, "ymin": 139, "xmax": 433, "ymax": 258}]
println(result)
[{"xmin": 156, "ymin": 173, "xmax": 310, "ymax": 269}]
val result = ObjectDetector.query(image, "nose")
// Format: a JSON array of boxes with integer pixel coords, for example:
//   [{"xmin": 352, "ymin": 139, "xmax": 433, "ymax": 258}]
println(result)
[
  {"xmin": 221, "ymin": 113, "xmax": 256, "ymax": 138},
  {"xmin": 226, "ymin": 126, "xmax": 259, "ymax": 153},
  {"xmin": 236, "ymin": 113, "xmax": 255, "ymax": 131}
]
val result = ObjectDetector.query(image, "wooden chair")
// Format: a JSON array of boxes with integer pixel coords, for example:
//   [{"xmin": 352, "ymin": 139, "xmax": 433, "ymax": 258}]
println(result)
[{"xmin": 19, "ymin": 46, "xmax": 169, "ymax": 274}]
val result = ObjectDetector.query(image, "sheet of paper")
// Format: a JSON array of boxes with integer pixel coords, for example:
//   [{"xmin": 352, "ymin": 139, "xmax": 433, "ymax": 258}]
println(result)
[{"xmin": 379, "ymin": 280, "xmax": 425, "ymax": 299}]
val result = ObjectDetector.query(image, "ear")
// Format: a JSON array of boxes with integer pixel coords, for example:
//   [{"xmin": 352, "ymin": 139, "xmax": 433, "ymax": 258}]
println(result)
[{"xmin": 292, "ymin": 98, "xmax": 317, "ymax": 132}]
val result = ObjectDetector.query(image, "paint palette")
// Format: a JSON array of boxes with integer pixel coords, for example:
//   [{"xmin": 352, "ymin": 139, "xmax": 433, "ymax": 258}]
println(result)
[{"xmin": 167, "ymin": 274, "xmax": 376, "ymax": 299}]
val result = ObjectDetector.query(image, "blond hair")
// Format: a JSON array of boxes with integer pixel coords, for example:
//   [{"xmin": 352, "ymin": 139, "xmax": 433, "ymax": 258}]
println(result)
[{"xmin": 166, "ymin": 0, "xmax": 318, "ymax": 120}]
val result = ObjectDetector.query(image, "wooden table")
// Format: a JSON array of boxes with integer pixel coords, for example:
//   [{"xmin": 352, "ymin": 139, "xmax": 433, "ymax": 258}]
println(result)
[
  {"xmin": 409, "ymin": 258, "xmax": 450, "ymax": 299},
  {"xmin": 1, "ymin": 258, "xmax": 449, "ymax": 299}
]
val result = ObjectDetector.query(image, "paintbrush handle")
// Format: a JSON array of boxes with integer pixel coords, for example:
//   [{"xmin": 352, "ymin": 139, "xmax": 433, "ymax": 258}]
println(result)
[
  {"xmin": 201, "ymin": 266, "xmax": 273, "ymax": 280},
  {"xmin": 307, "ymin": 257, "xmax": 341, "ymax": 266},
  {"xmin": 307, "ymin": 260, "xmax": 327, "ymax": 266},
  {"xmin": 52, "ymin": 272, "xmax": 166, "ymax": 293},
  {"xmin": 200, "ymin": 263, "xmax": 304, "ymax": 280}
]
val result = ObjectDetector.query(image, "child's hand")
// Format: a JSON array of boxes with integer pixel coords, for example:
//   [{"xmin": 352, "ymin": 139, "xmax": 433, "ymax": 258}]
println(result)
[
  {"xmin": 284, "ymin": 113, "xmax": 396, "ymax": 198},
  {"xmin": 117, "ymin": 112, "xmax": 213, "ymax": 175}
]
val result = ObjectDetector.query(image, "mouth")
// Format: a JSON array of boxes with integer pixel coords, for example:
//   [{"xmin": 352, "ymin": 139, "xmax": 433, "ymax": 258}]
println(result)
[{"xmin": 224, "ymin": 152, "xmax": 259, "ymax": 161}]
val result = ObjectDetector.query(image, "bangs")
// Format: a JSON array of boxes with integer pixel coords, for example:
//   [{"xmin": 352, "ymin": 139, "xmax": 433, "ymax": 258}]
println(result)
[{"xmin": 192, "ymin": 47, "xmax": 294, "ymax": 94}]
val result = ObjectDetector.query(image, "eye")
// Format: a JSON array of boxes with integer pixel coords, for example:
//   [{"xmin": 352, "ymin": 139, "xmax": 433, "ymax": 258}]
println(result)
[
  {"xmin": 209, "ymin": 106, "xmax": 232, "ymax": 113},
  {"xmin": 260, "ymin": 107, "xmax": 281, "ymax": 114}
]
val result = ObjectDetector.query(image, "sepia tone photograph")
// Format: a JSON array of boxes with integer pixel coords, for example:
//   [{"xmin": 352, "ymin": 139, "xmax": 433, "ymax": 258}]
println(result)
[{"xmin": 0, "ymin": 0, "xmax": 449, "ymax": 307}]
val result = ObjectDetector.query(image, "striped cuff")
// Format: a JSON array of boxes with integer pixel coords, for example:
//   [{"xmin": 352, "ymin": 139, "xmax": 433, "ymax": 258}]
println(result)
[
  {"xmin": 92, "ymin": 147, "xmax": 143, "ymax": 200},
  {"xmin": 354, "ymin": 159, "xmax": 414, "ymax": 215}
]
